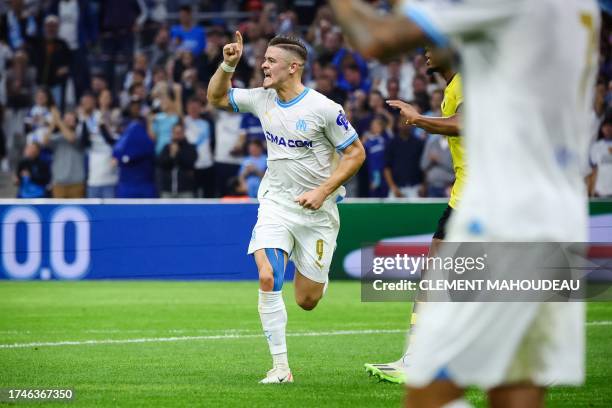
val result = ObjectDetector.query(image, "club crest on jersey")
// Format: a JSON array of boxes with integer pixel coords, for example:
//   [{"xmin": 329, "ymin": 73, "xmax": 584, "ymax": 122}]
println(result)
[
  {"xmin": 295, "ymin": 119, "xmax": 307, "ymax": 132},
  {"xmin": 265, "ymin": 131, "xmax": 313, "ymax": 148},
  {"xmin": 336, "ymin": 111, "xmax": 349, "ymax": 130}
]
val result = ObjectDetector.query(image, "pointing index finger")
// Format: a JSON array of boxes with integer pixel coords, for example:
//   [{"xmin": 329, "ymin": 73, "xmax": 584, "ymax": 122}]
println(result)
[{"xmin": 235, "ymin": 31, "xmax": 243, "ymax": 47}]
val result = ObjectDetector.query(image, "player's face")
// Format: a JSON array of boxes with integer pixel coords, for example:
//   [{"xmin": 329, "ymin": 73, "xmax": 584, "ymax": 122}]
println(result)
[{"xmin": 261, "ymin": 46, "xmax": 299, "ymax": 90}]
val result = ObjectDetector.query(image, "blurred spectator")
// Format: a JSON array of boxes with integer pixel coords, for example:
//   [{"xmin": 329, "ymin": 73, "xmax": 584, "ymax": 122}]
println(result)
[
  {"xmin": 201, "ymin": 26, "xmax": 226, "ymax": 83},
  {"xmin": 0, "ymin": 106, "xmax": 6, "ymax": 168},
  {"xmin": 4, "ymin": 49, "xmax": 35, "ymax": 168},
  {"xmin": 376, "ymin": 57, "xmax": 415, "ymax": 101},
  {"xmin": 333, "ymin": 44, "xmax": 370, "ymax": 93},
  {"xmin": 30, "ymin": 15, "xmax": 70, "ymax": 110},
  {"xmin": 79, "ymin": 92, "xmax": 118, "ymax": 198},
  {"xmin": 146, "ymin": 26, "xmax": 172, "ymax": 68},
  {"xmin": 316, "ymin": 28, "xmax": 342, "ymax": 65},
  {"xmin": 124, "ymin": 51, "xmax": 152, "ymax": 93},
  {"xmin": 97, "ymin": 88, "xmax": 121, "ymax": 133},
  {"xmin": 214, "ymin": 109, "xmax": 242, "ymax": 197},
  {"xmin": 412, "ymin": 74, "xmax": 431, "ymax": 114},
  {"xmin": 314, "ymin": 64, "xmax": 346, "ymax": 105},
  {"xmin": 170, "ymin": 5, "xmax": 206, "ymax": 57},
  {"xmin": 589, "ymin": 117, "xmax": 612, "ymax": 197},
  {"xmin": 179, "ymin": 67, "xmax": 199, "ymax": 105},
  {"xmin": 384, "ymin": 124, "xmax": 425, "ymax": 198},
  {"xmin": 362, "ymin": 117, "xmax": 389, "ymax": 197},
  {"xmin": 98, "ymin": 0, "xmax": 147, "ymax": 90},
  {"xmin": 24, "ymin": 88, "xmax": 54, "ymax": 149},
  {"xmin": 364, "ymin": 90, "xmax": 394, "ymax": 134},
  {"xmin": 112, "ymin": 100, "xmax": 157, "ymax": 198},
  {"xmin": 47, "ymin": 0, "xmax": 95, "ymax": 102},
  {"xmin": 420, "ymin": 134, "xmax": 454, "ymax": 198},
  {"xmin": 237, "ymin": 112, "xmax": 265, "ymax": 153},
  {"xmin": 90, "ymin": 72, "xmax": 109, "ymax": 98},
  {"xmin": 157, "ymin": 122, "xmax": 197, "ymax": 198},
  {"xmin": 239, "ymin": 139, "xmax": 267, "ymax": 198},
  {"xmin": 0, "ymin": 0, "xmax": 37, "ymax": 50},
  {"xmin": 15, "ymin": 142, "xmax": 50, "ymax": 198},
  {"xmin": 184, "ymin": 98, "xmax": 214, "ymax": 197},
  {"xmin": 0, "ymin": 39, "xmax": 12, "ymax": 102},
  {"xmin": 345, "ymin": 89, "xmax": 370, "ymax": 135},
  {"xmin": 140, "ymin": 0, "xmax": 167, "ymax": 47},
  {"xmin": 338, "ymin": 63, "xmax": 370, "ymax": 93},
  {"xmin": 43, "ymin": 107, "xmax": 85, "ymax": 198},
  {"xmin": 149, "ymin": 82, "xmax": 182, "ymax": 154},
  {"xmin": 257, "ymin": 3, "xmax": 280, "ymax": 39},
  {"xmin": 306, "ymin": 4, "xmax": 334, "ymax": 47},
  {"xmin": 172, "ymin": 49, "xmax": 197, "ymax": 83},
  {"xmin": 221, "ymin": 176, "xmax": 249, "ymax": 201}
]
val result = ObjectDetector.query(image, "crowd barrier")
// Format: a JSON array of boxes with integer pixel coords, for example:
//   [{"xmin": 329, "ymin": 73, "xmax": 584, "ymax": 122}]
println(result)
[{"xmin": 0, "ymin": 199, "xmax": 610, "ymax": 280}]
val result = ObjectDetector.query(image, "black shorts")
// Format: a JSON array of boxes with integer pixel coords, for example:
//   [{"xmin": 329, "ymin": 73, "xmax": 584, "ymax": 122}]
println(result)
[{"xmin": 433, "ymin": 205, "xmax": 453, "ymax": 240}]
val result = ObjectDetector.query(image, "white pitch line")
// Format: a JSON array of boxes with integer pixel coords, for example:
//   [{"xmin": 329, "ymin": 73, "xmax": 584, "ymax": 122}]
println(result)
[
  {"xmin": 0, "ymin": 329, "xmax": 404, "ymax": 349},
  {"xmin": 586, "ymin": 320, "xmax": 612, "ymax": 326},
  {"xmin": 1, "ymin": 321, "xmax": 611, "ymax": 350}
]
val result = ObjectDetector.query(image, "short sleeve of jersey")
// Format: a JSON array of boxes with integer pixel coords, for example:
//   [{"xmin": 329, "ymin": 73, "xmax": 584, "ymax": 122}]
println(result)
[
  {"xmin": 400, "ymin": 0, "xmax": 523, "ymax": 46},
  {"xmin": 323, "ymin": 102, "xmax": 358, "ymax": 152},
  {"xmin": 228, "ymin": 87, "xmax": 268, "ymax": 115}
]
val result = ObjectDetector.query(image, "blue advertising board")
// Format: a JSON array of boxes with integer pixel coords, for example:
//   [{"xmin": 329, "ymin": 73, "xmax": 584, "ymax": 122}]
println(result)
[{"xmin": 0, "ymin": 203, "xmax": 284, "ymax": 280}]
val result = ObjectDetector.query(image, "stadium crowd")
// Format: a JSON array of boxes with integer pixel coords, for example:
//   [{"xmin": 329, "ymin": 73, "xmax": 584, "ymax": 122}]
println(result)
[{"xmin": 0, "ymin": 0, "xmax": 611, "ymax": 199}]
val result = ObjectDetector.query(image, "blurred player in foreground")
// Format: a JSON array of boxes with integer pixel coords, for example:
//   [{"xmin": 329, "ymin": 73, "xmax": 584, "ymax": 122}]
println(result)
[
  {"xmin": 330, "ymin": 0, "xmax": 601, "ymax": 406},
  {"xmin": 365, "ymin": 46, "xmax": 465, "ymax": 384},
  {"xmin": 208, "ymin": 32, "xmax": 365, "ymax": 384}
]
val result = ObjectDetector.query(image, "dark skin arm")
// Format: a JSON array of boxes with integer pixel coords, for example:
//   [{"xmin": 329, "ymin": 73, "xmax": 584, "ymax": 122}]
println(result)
[
  {"xmin": 387, "ymin": 100, "xmax": 462, "ymax": 136},
  {"xmin": 328, "ymin": 0, "xmax": 429, "ymax": 60}
]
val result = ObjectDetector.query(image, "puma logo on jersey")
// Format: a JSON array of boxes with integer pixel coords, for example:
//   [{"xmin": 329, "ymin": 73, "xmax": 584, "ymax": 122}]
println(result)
[{"xmin": 265, "ymin": 131, "xmax": 313, "ymax": 148}]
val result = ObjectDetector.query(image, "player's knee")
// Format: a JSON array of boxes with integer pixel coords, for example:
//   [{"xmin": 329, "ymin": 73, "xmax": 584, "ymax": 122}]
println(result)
[
  {"xmin": 258, "ymin": 266, "xmax": 274, "ymax": 291},
  {"xmin": 296, "ymin": 295, "xmax": 319, "ymax": 311}
]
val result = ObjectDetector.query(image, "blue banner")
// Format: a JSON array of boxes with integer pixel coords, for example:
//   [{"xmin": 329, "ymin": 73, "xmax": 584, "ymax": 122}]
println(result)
[{"xmin": 0, "ymin": 204, "xmax": 294, "ymax": 281}]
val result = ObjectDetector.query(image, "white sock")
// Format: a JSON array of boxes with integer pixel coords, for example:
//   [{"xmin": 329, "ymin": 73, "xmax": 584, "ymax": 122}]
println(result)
[
  {"xmin": 272, "ymin": 352, "xmax": 288, "ymax": 370},
  {"xmin": 258, "ymin": 289, "xmax": 288, "ymax": 369}
]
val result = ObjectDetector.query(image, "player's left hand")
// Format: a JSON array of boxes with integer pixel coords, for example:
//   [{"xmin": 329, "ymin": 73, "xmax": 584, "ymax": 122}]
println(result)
[{"xmin": 295, "ymin": 188, "xmax": 327, "ymax": 210}]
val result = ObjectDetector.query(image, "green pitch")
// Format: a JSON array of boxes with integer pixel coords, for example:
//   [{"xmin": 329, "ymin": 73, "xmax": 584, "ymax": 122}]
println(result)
[{"xmin": 0, "ymin": 281, "xmax": 610, "ymax": 407}]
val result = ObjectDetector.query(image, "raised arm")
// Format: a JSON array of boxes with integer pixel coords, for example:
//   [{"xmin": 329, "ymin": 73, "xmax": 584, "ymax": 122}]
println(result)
[
  {"xmin": 207, "ymin": 31, "xmax": 244, "ymax": 110},
  {"xmin": 387, "ymin": 100, "xmax": 462, "ymax": 136},
  {"xmin": 50, "ymin": 107, "xmax": 77, "ymax": 143},
  {"xmin": 295, "ymin": 139, "xmax": 366, "ymax": 210}
]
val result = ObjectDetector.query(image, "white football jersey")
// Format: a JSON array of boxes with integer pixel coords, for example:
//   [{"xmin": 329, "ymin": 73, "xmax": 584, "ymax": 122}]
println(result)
[
  {"xmin": 230, "ymin": 87, "xmax": 358, "ymax": 208},
  {"xmin": 401, "ymin": 0, "xmax": 601, "ymax": 241}
]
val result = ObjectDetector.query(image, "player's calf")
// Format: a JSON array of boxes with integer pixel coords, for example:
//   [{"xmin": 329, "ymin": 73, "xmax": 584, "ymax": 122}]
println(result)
[
  {"xmin": 406, "ymin": 381, "xmax": 465, "ymax": 408},
  {"xmin": 295, "ymin": 293, "xmax": 320, "ymax": 311},
  {"xmin": 294, "ymin": 270, "xmax": 326, "ymax": 311}
]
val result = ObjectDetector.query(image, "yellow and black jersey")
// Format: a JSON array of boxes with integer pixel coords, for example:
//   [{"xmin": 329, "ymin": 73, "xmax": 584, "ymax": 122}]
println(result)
[{"xmin": 441, "ymin": 73, "xmax": 465, "ymax": 209}]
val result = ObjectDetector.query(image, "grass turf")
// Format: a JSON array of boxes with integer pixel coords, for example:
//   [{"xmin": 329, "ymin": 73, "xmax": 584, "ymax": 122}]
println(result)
[{"xmin": 0, "ymin": 281, "xmax": 610, "ymax": 407}]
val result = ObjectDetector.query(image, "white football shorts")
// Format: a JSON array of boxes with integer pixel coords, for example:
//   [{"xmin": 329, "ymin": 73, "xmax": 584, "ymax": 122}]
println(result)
[
  {"xmin": 405, "ymin": 301, "xmax": 585, "ymax": 389},
  {"xmin": 247, "ymin": 198, "xmax": 340, "ymax": 283}
]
